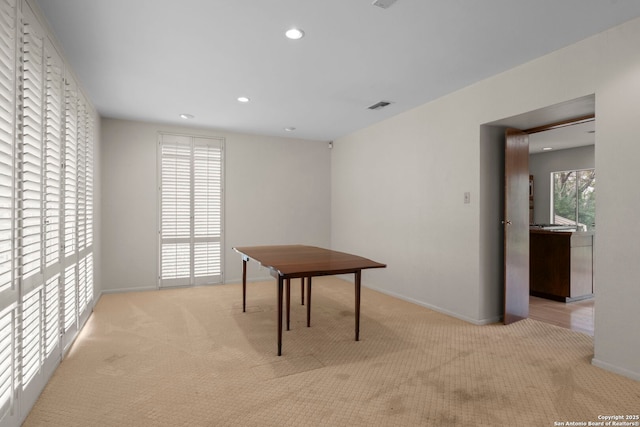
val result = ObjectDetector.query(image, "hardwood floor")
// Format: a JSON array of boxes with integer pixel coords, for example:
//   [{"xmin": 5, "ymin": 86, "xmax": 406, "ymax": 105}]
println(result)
[{"xmin": 529, "ymin": 296, "xmax": 594, "ymax": 336}]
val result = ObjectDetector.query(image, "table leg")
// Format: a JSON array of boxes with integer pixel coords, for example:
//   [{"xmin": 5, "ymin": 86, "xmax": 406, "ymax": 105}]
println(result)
[
  {"xmin": 355, "ymin": 270, "xmax": 361, "ymax": 341},
  {"xmin": 301, "ymin": 277, "xmax": 305, "ymax": 305},
  {"xmin": 242, "ymin": 259, "xmax": 247, "ymax": 313},
  {"xmin": 286, "ymin": 278, "xmax": 291, "ymax": 331},
  {"xmin": 278, "ymin": 276, "xmax": 284, "ymax": 356},
  {"xmin": 306, "ymin": 276, "xmax": 312, "ymax": 327}
]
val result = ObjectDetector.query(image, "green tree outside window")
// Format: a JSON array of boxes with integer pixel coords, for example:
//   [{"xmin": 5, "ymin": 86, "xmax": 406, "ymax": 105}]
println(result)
[{"xmin": 552, "ymin": 169, "xmax": 595, "ymax": 231}]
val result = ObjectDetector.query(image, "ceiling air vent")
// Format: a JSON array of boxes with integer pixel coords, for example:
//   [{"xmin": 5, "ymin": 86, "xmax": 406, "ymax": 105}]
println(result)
[
  {"xmin": 372, "ymin": 0, "xmax": 398, "ymax": 9},
  {"xmin": 368, "ymin": 100, "xmax": 392, "ymax": 110}
]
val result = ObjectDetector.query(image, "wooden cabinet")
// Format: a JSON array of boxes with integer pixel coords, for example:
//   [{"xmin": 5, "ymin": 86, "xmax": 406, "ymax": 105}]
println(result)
[{"xmin": 529, "ymin": 229, "xmax": 594, "ymax": 302}]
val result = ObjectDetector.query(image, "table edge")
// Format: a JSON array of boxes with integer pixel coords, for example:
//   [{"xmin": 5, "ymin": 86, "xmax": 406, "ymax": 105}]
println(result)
[{"xmin": 233, "ymin": 245, "xmax": 386, "ymax": 279}]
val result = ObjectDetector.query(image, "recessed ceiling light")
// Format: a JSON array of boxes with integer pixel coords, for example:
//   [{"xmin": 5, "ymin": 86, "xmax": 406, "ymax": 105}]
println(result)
[
  {"xmin": 372, "ymin": 0, "xmax": 398, "ymax": 9},
  {"xmin": 237, "ymin": 96, "xmax": 250, "ymax": 103},
  {"xmin": 180, "ymin": 113, "xmax": 194, "ymax": 119},
  {"xmin": 542, "ymin": 147, "xmax": 553, "ymax": 151},
  {"xmin": 284, "ymin": 127, "xmax": 296, "ymax": 132},
  {"xmin": 285, "ymin": 28, "xmax": 304, "ymax": 40}
]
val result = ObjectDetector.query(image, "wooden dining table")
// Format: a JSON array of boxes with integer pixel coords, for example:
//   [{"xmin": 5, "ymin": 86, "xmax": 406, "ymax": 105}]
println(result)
[{"xmin": 233, "ymin": 245, "xmax": 386, "ymax": 355}]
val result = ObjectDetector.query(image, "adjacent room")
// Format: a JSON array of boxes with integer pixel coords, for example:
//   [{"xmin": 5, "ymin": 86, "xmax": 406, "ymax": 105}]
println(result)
[{"xmin": 2, "ymin": 1, "xmax": 640, "ymax": 426}]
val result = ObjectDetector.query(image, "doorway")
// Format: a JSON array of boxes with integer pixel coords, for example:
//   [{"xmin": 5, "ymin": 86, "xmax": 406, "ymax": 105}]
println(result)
[
  {"xmin": 527, "ymin": 118, "xmax": 596, "ymax": 334},
  {"xmin": 479, "ymin": 94, "xmax": 596, "ymax": 332}
]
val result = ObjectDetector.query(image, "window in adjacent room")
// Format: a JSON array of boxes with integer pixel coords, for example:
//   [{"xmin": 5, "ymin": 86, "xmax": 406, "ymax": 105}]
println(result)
[
  {"xmin": 551, "ymin": 169, "xmax": 596, "ymax": 231},
  {"xmin": 158, "ymin": 133, "xmax": 224, "ymax": 287}
]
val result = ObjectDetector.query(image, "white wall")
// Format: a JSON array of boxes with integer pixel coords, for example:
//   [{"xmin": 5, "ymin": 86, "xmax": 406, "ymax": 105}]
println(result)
[
  {"xmin": 332, "ymin": 17, "xmax": 640, "ymax": 379},
  {"xmin": 529, "ymin": 145, "xmax": 595, "ymax": 225},
  {"xmin": 100, "ymin": 118, "xmax": 331, "ymax": 292}
]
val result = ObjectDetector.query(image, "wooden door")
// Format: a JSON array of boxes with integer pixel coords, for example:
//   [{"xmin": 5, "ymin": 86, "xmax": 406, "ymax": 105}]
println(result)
[{"xmin": 504, "ymin": 128, "xmax": 530, "ymax": 324}]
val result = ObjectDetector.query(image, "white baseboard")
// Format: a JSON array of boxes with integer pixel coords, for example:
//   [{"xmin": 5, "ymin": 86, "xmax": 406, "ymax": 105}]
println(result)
[
  {"xmin": 360, "ymin": 282, "xmax": 500, "ymax": 326},
  {"xmin": 591, "ymin": 357, "xmax": 640, "ymax": 381},
  {"xmin": 100, "ymin": 285, "xmax": 158, "ymax": 295}
]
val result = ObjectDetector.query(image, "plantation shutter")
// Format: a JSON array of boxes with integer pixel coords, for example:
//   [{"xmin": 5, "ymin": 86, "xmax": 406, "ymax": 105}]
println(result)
[
  {"xmin": 0, "ymin": 307, "xmax": 15, "ymax": 420},
  {"xmin": 63, "ymin": 82, "xmax": 76, "ymax": 259},
  {"xmin": 43, "ymin": 49, "xmax": 62, "ymax": 268},
  {"xmin": 62, "ymin": 263, "xmax": 75, "ymax": 332},
  {"xmin": 76, "ymin": 103, "xmax": 85, "ymax": 252},
  {"xmin": 60, "ymin": 80, "xmax": 78, "ymax": 347},
  {"xmin": 20, "ymin": 286, "xmax": 41, "ymax": 389},
  {"xmin": 192, "ymin": 138, "xmax": 222, "ymax": 283},
  {"xmin": 82, "ymin": 254, "xmax": 92, "ymax": 312},
  {"xmin": 0, "ymin": 0, "xmax": 16, "ymax": 297},
  {"xmin": 84, "ymin": 115, "xmax": 93, "ymax": 249},
  {"xmin": 77, "ymin": 254, "xmax": 86, "ymax": 315},
  {"xmin": 80, "ymin": 110, "xmax": 94, "ymax": 313},
  {"xmin": 0, "ymin": 3, "xmax": 95, "ymax": 424},
  {"xmin": 160, "ymin": 135, "xmax": 191, "ymax": 286},
  {"xmin": 37, "ymin": 39, "xmax": 64, "ymax": 407},
  {"xmin": 0, "ymin": 0, "xmax": 17, "ymax": 420},
  {"xmin": 18, "ymin": 21, "xmax": 44, "ymax": 286},
  {"xmin": 159, "ymin": 134, "xmax": 223, "ymax": 287},
  {"xmin": 43, "ymin": 273, "xmax": 59, "ymax": 358},
  {"xmin": 17, "ymin": 16, "xmax": 53, "ymax": 416}
]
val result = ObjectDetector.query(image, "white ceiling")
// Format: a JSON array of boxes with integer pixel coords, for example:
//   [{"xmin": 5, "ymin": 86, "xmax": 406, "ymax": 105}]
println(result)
[
  {"xmin": 35, "ymin": 0, "xmax": 640, "ymax": 142},
  {"xmin": 529, "ymin": 120, "xmax": 595, "ymax": 154}
]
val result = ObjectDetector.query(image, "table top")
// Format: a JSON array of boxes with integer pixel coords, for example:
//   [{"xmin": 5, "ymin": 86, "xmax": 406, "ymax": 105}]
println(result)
[{"xmin": 233, "ymin": 245, "xmax": 386, "ymax": 278}]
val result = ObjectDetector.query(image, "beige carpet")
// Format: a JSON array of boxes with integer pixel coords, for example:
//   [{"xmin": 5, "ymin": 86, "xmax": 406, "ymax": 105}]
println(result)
[{"xmin": 24, "ymin": 277, "xmax": 640, "ymax": 426}]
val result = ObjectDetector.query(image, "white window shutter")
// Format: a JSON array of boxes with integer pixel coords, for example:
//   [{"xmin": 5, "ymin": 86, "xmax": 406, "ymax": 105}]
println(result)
[
  {"xmin": 44, "ymin": 53, "xmax": 62, "ymax": 268},
  {"xmin": 0, "ymin": 0, "xmax": 17, "ymax": 420},
  {"xmin": 83, "ymin": 254, "xmax": 92, "ymax": 308},
  {"xmin": 193, "ymin": 138, "xmax": 222, "ymax": 280},
  {"xmin": 0, "ymin": 0, "xmax": 17, "ymax": 295},
  {"xmin": 63, "ymin": 84, "xmax": 76, "ymax": 258},
  {"xmin": 85, "ymin": 115, "xmax": 93, "ymax": 248},
  {"xmin": 62, "ymin": 263, "xmax": 75, "ymax": 332},
  {"xmin": 18, "ymin": 22, "xmax": 44, "ymax": 283},
  {"xmin": 0, "ymin": 2, "xmax": 96, "ymax": 422},
  {"xmin": 76, "ymin": 102, "xmax": 85, "ymax": 252},
  {"xmin": 20, "ymin": 285, "xmax": 42, "ymax": 389},
  {"xmin": 77, "ymin": 254, "xmax": 86, "ymax": 314},
  {"xmin": 43, "ymin": 273, "xmax": 59, "ymax": 357},
  {"xmin": 159, "ymin": 134, "xmax": 223, "ymax": 287},
  {"xmin": 0, "ymin": 306, "xmax": 15, "ymax": 420},
  {"xmin": 160, "ymin": 135, "xmax": 191, "ymax": 283}
]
